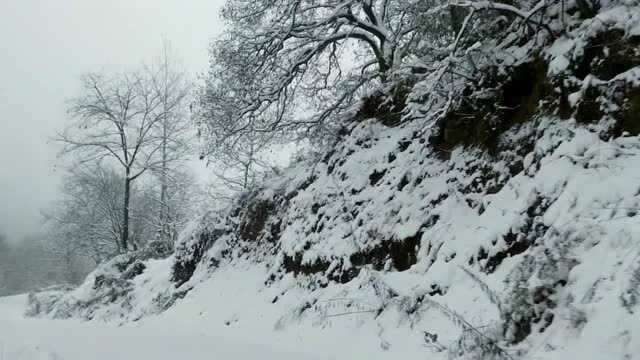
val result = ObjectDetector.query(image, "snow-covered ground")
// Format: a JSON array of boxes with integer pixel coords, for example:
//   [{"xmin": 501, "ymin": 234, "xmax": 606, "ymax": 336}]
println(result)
[
  {"xmin": 0, "ymin": 264, "xmax": 424, "ymax": 360},
  {"xmin": 0, "ymin": 289, "xmax": 327, "ymax": 360}
]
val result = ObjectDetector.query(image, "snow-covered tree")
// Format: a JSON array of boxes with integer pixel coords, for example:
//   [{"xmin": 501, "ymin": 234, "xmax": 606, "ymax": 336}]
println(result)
[
  {"xmin": 195, "ymin": 0, "xmax": 433, "ymax": 147},
  {"xmin": 43, "ymin": 164, "xmax": 124, "ymax": 260},
  {"xmin": 43, "ymin": 161, "xmax": 199, "ymax": 273},
  {"xmin": 204, "ymin": 132, "xmax": 274, "ymax": 196},
  {"xmin": 195, "ymin": 0, "xmax": 560, "ymax": 153},
  {"xmin": 147, "ymin": 39, "xmax": 193, "ymax": 245},
  {"xmin": 57, "ymin": 65, "xmax": 190, "ymax": 251},
  {"xmin": 131, "ymin": 168, "xmax": 199, "ymax": 246}
]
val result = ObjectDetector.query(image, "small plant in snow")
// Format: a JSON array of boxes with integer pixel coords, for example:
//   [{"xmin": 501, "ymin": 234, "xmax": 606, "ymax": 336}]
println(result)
[
  {"xmin": 422, "ymin": 297, "xmax": 513, "ymax": 360},
  {"xmin": 460, "ymin": 266, "xmax": 504, "ymax": 318}
]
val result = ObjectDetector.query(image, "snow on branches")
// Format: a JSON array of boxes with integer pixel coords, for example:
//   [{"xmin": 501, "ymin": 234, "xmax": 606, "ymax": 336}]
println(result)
[{"xmin": 196, "ymin": 0, "xmax": 570, "ymax": 167}]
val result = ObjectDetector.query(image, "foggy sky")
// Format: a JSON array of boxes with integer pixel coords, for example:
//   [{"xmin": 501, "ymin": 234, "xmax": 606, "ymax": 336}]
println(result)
[{"xmin": 0, "ymin": 0, "xmax": 225, "ymax": 242}]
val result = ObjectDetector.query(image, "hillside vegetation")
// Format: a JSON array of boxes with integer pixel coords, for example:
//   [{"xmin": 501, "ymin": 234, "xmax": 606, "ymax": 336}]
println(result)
[{"xmin": 26, "ymin": 2, "xmax": 640, "ymax": 359}]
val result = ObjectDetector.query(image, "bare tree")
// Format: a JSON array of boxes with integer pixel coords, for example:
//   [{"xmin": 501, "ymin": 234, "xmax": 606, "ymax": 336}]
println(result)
[
  {"xmin": 43, "ymin": 164, "xmax": 124, "ymax": 260},
  {"xmin": 43, "ymin": 161, "xmax": 198, "ymax": 277},
  {"xmin": 196, "ymin": 0, "xmax": 559, "ymax": 155},
  {"xmin": 206, "ymin": 131, "xmax": 275, "ymax": 196},
  {"xmin": 56, "ymin": 71, "xmax": 176, "ymax": 251},
  {"xmin": 131, "ymin": 168, "xmax": 199, "ymax": 246},
  {"xmin": 195, "ymin": 0, "xmax": 441, "ymax": 152},
  {"xmin": 151, "ymin": 39, "xmax": 193, "ymax": 245},
  {"xmin": 146, "ymin": 39, "xmax": 193, "ymax": 245}
]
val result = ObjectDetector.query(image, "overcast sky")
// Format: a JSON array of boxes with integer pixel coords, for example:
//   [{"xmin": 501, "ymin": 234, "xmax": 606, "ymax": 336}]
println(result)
[{"xmin": 0, "ymin": 0, "xmax": 225, "ymax": 241}]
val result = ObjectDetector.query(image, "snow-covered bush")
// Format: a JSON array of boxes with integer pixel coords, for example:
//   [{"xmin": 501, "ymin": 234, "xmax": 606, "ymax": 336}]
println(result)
[{"xmin": 26, "ymin": 246, "xmax": 176, "ymax": 321}]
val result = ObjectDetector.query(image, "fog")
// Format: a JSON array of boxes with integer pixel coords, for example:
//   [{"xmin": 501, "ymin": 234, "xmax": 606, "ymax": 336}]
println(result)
[{"xmin": 0, "ymin": 0, "xmax": 224, "ymax": 242}]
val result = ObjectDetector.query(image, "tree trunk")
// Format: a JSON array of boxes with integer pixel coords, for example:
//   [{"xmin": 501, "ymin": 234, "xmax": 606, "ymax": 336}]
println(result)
[
  {"xmin": 159, "ymin": 49, "xmax": 169, "ymax": 243},
  {"xmin": 160, "ymin": 123, "xmax": 168, "ymax": 241},
  {"xmin": 122, "ymin": 172, "xmax": 131, "ymax": 252}
]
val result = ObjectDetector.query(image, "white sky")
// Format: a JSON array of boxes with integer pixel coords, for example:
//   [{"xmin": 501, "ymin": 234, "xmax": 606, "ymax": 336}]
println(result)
[{"xmin": 0, "ymin": 0, "xmax": 225, "ymax": 241}]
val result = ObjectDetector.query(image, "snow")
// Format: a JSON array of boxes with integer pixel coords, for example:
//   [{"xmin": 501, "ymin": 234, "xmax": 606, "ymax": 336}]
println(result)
[
  {"xmin": 185, "ymin": 117, "xmax": 640, "ymax": 359},
  {"xmin": 547, "ymin": 38, "xmax": 575, "ymax": 74},
  {"xmin": 14, "ymin": 116, "xmax": 640, "ymax": 359},
  {"xmin": 7, "ymin": 2, "xmax": 640, "ymax": 359},
  {"xmin": 0, "ymin": 293, "xmax": 325, "ymax": 360},
  {"xmin": 546, "ymin": 3, "xmax": 640, "ymax": 78},
  {"xmin": 0, "ymin": 265, "xmax": 439, "ymax": 360}
]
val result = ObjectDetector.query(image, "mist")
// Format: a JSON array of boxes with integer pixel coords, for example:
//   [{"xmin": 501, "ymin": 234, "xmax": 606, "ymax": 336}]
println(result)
[{"xmin": 0, "ymin": 0, "xmax": 224, "ymax": 242}]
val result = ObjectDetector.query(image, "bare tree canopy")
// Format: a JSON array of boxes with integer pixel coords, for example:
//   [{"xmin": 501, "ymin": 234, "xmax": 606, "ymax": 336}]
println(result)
[
  {"xmin": 147, "ymin": 39, "xmax": 194, "ymax": 244},
  {"xmin": 196, "ymin": 0, "xmax": 433, "ymax": 148},
  {"xmin": 56, "ymin": 59, "xmax": 191, "ymax": 251},
  {"xmin": 42, "ymin": 161, "xmax": 199, "ymax": 275},
  {"xmin": 194, "ymin": 0, "xmax": 560, "ymax": 159},
  {"xmin": 42, "ymin": 164, "xmax": 124, "ymax": 260},
  {"xmin": 60, "ymin": 71, "xmax": 178, "ymax": 181}
]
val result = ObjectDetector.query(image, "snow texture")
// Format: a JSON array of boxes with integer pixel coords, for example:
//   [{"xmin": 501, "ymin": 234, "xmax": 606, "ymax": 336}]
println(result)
[{"xmin": 14, "ymin": 3, "xmax": 640, "ymax": 360}]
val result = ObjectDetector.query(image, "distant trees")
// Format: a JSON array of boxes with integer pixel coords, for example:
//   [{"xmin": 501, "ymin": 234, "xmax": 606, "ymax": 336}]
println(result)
[
  {"xmin": 56, "ymin": 43, "xmax": 192, "ymax": 252},
  {"xmin": 43, "ymin": 164, "xmax": 124, "ymax": 260},
  {"xmin": 43, "ymin": 162, "xmax": 198, "ymax": 269},
  {"xmin": 0, "ymin": 232, "xmax": 10, "ymax": 295},
  {"xmin": 0, "ymin": 234, "xmax": 67, "ymax": 295}
]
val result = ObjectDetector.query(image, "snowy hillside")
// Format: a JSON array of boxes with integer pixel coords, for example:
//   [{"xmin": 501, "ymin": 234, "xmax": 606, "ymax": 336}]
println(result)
[{"xmin": 16, "ymin": 3, "xmax": 640, "ymax": 360}]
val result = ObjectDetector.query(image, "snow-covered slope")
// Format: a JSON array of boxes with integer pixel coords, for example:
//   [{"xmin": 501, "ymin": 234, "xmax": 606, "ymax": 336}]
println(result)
[{"xmin": 20, "ymin": 3, "xmax": 640, "ymax": 359}]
